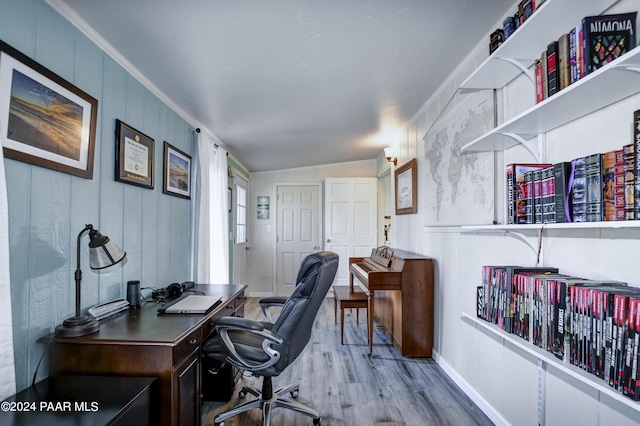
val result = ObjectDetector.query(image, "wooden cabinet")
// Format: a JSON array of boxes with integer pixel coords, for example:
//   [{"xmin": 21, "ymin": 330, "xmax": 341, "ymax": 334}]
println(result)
[{"xmin": 49, "ymin": 284, "xmax": 246, "ymax": 426}]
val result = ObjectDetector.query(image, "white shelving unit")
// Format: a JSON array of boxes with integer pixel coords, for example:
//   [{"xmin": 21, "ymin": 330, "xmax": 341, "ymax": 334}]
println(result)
[
  {"xmin": 462, "ymin": 221, "xmax": 640, "ymax": 233},
  {"xmin": 462, "ymin": 312, "xmax": 640, "ymax": 412},
  {"xmin": 462, "ymin": 46, "xmax": 640, "ymax": 153},
  {"xmin": 459, "ymin": 0, "xmax": 640, "ymax": 420},
  {"xmin": 460, "ymin": 0, "xmax": 618, "ymax": 91}
]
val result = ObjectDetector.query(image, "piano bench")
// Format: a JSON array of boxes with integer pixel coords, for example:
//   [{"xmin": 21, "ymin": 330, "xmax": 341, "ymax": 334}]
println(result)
[{"xmin": 333, "ymin": 286, "xmax": 369, "ymax": 345}]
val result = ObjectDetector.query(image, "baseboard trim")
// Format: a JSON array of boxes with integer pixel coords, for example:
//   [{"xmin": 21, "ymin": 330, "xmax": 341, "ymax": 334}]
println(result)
[{"xmin": 433, "ymin": 351, "xmax": 510, "ymax": 426}]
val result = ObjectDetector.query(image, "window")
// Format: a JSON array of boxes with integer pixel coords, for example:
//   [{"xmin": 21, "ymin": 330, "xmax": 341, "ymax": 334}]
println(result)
[{"xmin": 235, "ymin": 183, "xmax": 246, "ymax": 244}]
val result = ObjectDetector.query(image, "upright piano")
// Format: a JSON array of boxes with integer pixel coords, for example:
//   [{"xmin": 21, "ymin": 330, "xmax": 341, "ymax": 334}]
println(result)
[{"xmin": 349, "ymin": 247, "xmax": 434, "ymax": 357}]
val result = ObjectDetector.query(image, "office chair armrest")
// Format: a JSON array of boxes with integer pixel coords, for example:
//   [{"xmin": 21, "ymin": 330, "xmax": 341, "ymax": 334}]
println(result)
[
  {"xmin": 215, "ymin": 317, "xmax": 284, "ymax": 371},
  {"xmin": 259, "ymin": 296, "xmax": 287, "ymax": 323},
  {"xmin": 215, "ymin": 315, "xmax": 265, "ymax": 331}
]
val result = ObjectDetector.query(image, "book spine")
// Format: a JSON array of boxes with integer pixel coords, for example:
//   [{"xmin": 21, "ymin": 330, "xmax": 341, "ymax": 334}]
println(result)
[
  {"xmin": 634, "ymin": 110, "xmax": 640, "ymax": 219},
  {"xmin": 541, "ymin": 50, "xmax": 548, "ymax": 101},
  {"xmin": 507, "ymin": 164, "xmax": 515, "ymax": 224},
  {"xmin": 633, "ymin": 302, "xmax": 640, "ymax": 400},
  {"xmin": 558, "ymin": 33, "xmax": 570, "ymax": 91},
  {"xmin": 624, "ymin": 144, "xmax": 635, "ymax": 220},
  {"xmin": 535, "ymin": 59, "xmax": 544, "ymax": 103},
  {"xmin": 533, "ymin": 168, "xmax": 543, "ymax": 224},
  {"xmin": 571, "ymin": 157, "xmax": 587, "ymax": 222},
  {"xmin": 586, "ymin": 153, "xmax": 604, "ymax": 222},
  {"xmin": 624, "ymin": 298, "xmax": 637, "ymax": 395},
  {"xmin": 577, "ymin": 24, "xmax": 584, "ymax": 79},
  {"xmin": 522, "ymin": 170, "xmax": 534, "ymax": 224},
  {"xmin": 547, "ymin": 40, "xmax": 559, "ymax": 96},
  {"xmin": 542, "ymin": 165, "xmax": 555, "ymax": 223},
  {"xmin": 554, "ymin": 162, "xmax": 571, "ymax": 223},
  {"xmin": 569, "ymin": 27, "xmax": 578, "ymax": 84},
  {"xmin": 604, "ymin": 150, "xmax": 616, "ymax": 221},
  {"xmin": 615, "ymin": 149, "xmax": 625, "ymax": 221}
]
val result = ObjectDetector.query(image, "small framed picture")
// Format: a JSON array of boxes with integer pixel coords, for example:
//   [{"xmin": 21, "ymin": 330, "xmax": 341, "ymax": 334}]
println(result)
[
  {"xmin": 0, "ymin": 40, "xmax": 98, "ymax": 179},
  {"xmin": 395, "ymin": 158, "xmax": 417, "ymax": 215},
  {"xmin": 162, "ymin": 141, "xmax": 192, "ymax": 199},
  {"xmin": 115, "ymin": 119, "xmax": 154, "ymax": 189},
  {"xmin": 257, "ymin": 196, "xmax": 270, "ymax": 219}
]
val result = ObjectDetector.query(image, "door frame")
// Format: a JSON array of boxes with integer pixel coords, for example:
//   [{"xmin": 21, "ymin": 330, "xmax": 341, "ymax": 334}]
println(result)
[{"xmin": 272, "ymin": 181, "xmax": 323, "ymax": 296}]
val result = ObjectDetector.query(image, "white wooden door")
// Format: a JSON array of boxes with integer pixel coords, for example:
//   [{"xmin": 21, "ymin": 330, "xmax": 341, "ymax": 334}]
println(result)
[
  {"xmin": 324, "ymin": 178, "xmax": 377, "ymax": 287},
  {"xmin": 233, "ymin": 177, "xmax": 248, "ymax": 285},
  {"xmin": 275, "ymin": 184, "xmax": 321, "ymax": 297}
]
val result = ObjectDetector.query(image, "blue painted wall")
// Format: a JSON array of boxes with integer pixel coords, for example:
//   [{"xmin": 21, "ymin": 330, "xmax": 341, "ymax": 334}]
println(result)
[{"xmin": 0, "ymin": 0, "xmax": 195, "ymax": 391}]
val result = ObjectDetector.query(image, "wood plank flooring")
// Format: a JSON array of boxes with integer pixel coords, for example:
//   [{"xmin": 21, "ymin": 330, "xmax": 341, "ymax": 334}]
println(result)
[{"xmin": 201, "ymin": 298, "xmax": 493, "ymax": 426}]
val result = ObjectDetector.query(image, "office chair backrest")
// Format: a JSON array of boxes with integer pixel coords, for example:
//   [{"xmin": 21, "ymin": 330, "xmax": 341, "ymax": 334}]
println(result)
[{"xmin": 269, "ymin": 251, "xmax": 339, "ymax": 372}]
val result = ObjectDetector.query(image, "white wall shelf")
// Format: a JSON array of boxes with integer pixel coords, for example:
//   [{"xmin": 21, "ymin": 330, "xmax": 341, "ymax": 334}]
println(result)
[
  {"xmin": 460, "ymin": 0, "xmax": 618, "ymax": 90},
  {"xmin": 461, "ymin": 45, "xmax": 640, "ymax": 153},
  {"xmin": 461, "ymin": 312, "xmax": 640, "ymax": 413},
  {"xmin": 461, "ymin": 221, "xmax": 640, "ymax": 233}
]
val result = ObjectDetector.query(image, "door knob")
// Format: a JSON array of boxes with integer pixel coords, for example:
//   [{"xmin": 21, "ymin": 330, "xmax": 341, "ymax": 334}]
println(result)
[
  {"xmin": 313, "ymin": 245, "xmax": 320, "ymax": 250},
  {"xmin": 326, "ymin": 239, "xmax": 331, "ymax": 243}
]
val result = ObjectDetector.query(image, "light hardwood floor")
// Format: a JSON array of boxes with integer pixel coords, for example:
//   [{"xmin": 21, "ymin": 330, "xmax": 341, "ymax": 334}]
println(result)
[{"xmin": 201, "ymin": 297, "xmax": 493, "ymax": 426}]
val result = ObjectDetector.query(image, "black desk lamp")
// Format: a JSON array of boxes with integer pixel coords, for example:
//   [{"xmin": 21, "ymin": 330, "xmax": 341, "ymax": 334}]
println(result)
[{"xmin": 55, "ymin": 224, "xmax": 126, "ymax": 338}]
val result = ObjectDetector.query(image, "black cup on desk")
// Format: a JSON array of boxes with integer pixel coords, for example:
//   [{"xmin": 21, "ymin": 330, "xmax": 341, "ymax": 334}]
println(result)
[{"xmin": 127, "ymin": 280, "xmax": 141, "ymax": 308}]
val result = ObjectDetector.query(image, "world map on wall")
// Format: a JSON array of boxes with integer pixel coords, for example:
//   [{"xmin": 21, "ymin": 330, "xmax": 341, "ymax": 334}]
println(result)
[{"xmin": 423, "ymin": 91, "xmax": 495, "ymax": 226}]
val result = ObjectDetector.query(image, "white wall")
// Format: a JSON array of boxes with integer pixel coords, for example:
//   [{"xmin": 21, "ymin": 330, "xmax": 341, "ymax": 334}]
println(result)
[
  {"xmin": 246, "ymin": 159, "xmax": 377, "ymax": 295},
  {"xmin": 390, "ymin": 0, "xmax": 640, "ymax": 425}
]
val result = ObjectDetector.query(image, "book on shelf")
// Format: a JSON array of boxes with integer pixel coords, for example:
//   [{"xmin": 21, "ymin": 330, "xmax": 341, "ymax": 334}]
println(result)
[
  {"xmin": 586, "ymin": 153, "xmax": 604, "ymax": 222},
  {"xmin": 541, "ymin": 165, "xmax": 555, "ymax": 223},
  {"xmin": 547, "ymin": 40, "xmax": 559, "ymax": 97},
  {"xmin": 582, "ymin": 12, "xmax": 638, "ymax": 76},
  {"xmin": 615, "ymin": 148, "xmax": 625, "ymax": 221},
  {"xmin": 634, "ymin": 109, "xmax": 640, "ymax": 219},
  {"xmin": 604, "ymin": 151, "xmax": 615, "ymax": 220},
  {"xmin": 624, "ymin": 143, "xmax": 635, "ymax": 220},
  {"xmin": 569, "ymin": 156, "xmax": 587, "ymax": 222},
  {"xmin": 535, "ymin": 58, "xmax": 544, "ymax": 103},
  {"xmin": 524, "ymin": 170, "xmax": 534, "ymax": 224},
  {"xmin": 569, "ymin": 25, "xmax": 582, "ymax": 84},
  {"xmin": 507, "ymin": 163, "xmax": 552, "ymax": 224},
  {"xmin": 533, "ymin": 168, "xmax": 544, "ymax": 224},
  {"xmin": 553, "ymin": 162, "xmax": 572, "ymax": 223},
  {"xmin": 557, "ymin": 33, "xmax": 570, "ymax": 91}
]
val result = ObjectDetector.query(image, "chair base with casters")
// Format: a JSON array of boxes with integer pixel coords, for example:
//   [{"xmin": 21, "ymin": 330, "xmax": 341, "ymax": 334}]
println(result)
[
  {"xmin": 214, "ymin": 376, "xmax": 320, "ymax": 426},
  {"xmin": 333, "ymin": 285, "xmax": 369, "ymax": 345}
]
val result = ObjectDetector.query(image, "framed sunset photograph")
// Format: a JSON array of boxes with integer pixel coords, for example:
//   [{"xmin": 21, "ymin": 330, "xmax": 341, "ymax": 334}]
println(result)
[
  {"xmin": 0, "ymin": 41, "xmax": 97, "ymax": 179},
  {"xmin": 163, "ymin": 141, "xmax": 191, "ymax": 199}
]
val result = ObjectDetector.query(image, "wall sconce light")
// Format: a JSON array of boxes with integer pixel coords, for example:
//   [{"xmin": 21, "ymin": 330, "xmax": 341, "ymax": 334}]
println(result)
[
  {"xmin": 55, "ymin": 224, "xmax": 126, "ymax": 338},
  {"xmin": 384, "ymin": 147, "xmax": 397, "ymax": 166}
]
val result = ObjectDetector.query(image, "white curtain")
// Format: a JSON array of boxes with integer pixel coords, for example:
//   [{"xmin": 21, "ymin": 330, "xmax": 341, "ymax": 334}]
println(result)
[
  {"xmin": 195, "ymin": 133, "xmax": 229, "ymax": 284},
  {"xmin": 0, "ymin": 127, "xmax": 16, "ymax": 398}
]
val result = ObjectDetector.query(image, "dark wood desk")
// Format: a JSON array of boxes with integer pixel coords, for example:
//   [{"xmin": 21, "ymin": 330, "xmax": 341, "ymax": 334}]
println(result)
[
  {"xmin": 49, "ymin": 284, "xmax": 246, "ymax": 426},
  {"xmin": 0, "ymin": 375, "xmax": 156, "ymax": 425}
]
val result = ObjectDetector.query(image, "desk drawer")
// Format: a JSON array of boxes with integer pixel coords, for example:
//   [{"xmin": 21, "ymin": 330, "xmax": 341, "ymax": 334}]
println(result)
[{"xmin": 174, "ymin": 328, "xmax": 202, "ymax": 362}]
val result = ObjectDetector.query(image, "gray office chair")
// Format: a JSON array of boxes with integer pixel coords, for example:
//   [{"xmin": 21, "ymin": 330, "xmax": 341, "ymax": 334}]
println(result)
[{"xmin": 203, "ymin": 251, "xmax": 339, "ymax": 426}]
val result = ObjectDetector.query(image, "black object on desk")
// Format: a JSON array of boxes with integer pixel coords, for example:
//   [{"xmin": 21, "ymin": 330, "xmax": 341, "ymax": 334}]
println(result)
[{"xmin": 0, "ymin": 375, "xmax": 156, "ymax": 425}]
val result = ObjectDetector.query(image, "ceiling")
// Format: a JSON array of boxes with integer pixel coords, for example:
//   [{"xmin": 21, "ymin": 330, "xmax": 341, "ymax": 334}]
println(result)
[{"xmin": 49, "ymin": 0, "xmax": 514, "ymax": 172}]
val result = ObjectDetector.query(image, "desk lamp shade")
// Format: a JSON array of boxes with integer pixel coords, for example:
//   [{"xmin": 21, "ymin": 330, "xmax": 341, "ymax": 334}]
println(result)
[{"xmin": 55, "ymin": 224, "xmax": 126, "ymax": 338}]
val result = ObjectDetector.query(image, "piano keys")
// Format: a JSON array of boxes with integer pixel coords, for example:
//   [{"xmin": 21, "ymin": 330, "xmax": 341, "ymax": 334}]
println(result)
[{"xmin": 349, "ymin": 247, "xmax": 434, "ymax": 357}]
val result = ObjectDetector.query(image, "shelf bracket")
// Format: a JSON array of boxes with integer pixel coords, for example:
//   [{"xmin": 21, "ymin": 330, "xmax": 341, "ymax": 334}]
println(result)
[
  {"xmin": 495, "ymin": 57, "xmax": 536, "ymax": 85},
  {"xmin": 498, "ymin": 132, "xmax": 540, "ymax": 161},
  {"xmin": 502, "ymin": 230, "xmax": 538, "ymax": 254},
  {"xmin": 613, "ymin": 65, "xmax": 640, "ymax": 75}
]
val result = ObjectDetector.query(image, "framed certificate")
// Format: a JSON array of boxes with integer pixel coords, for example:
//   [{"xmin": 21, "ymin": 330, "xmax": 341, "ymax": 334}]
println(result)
[{"xmin": 115, "ymin": 119, "xmax": 154, "ymax": 189}]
